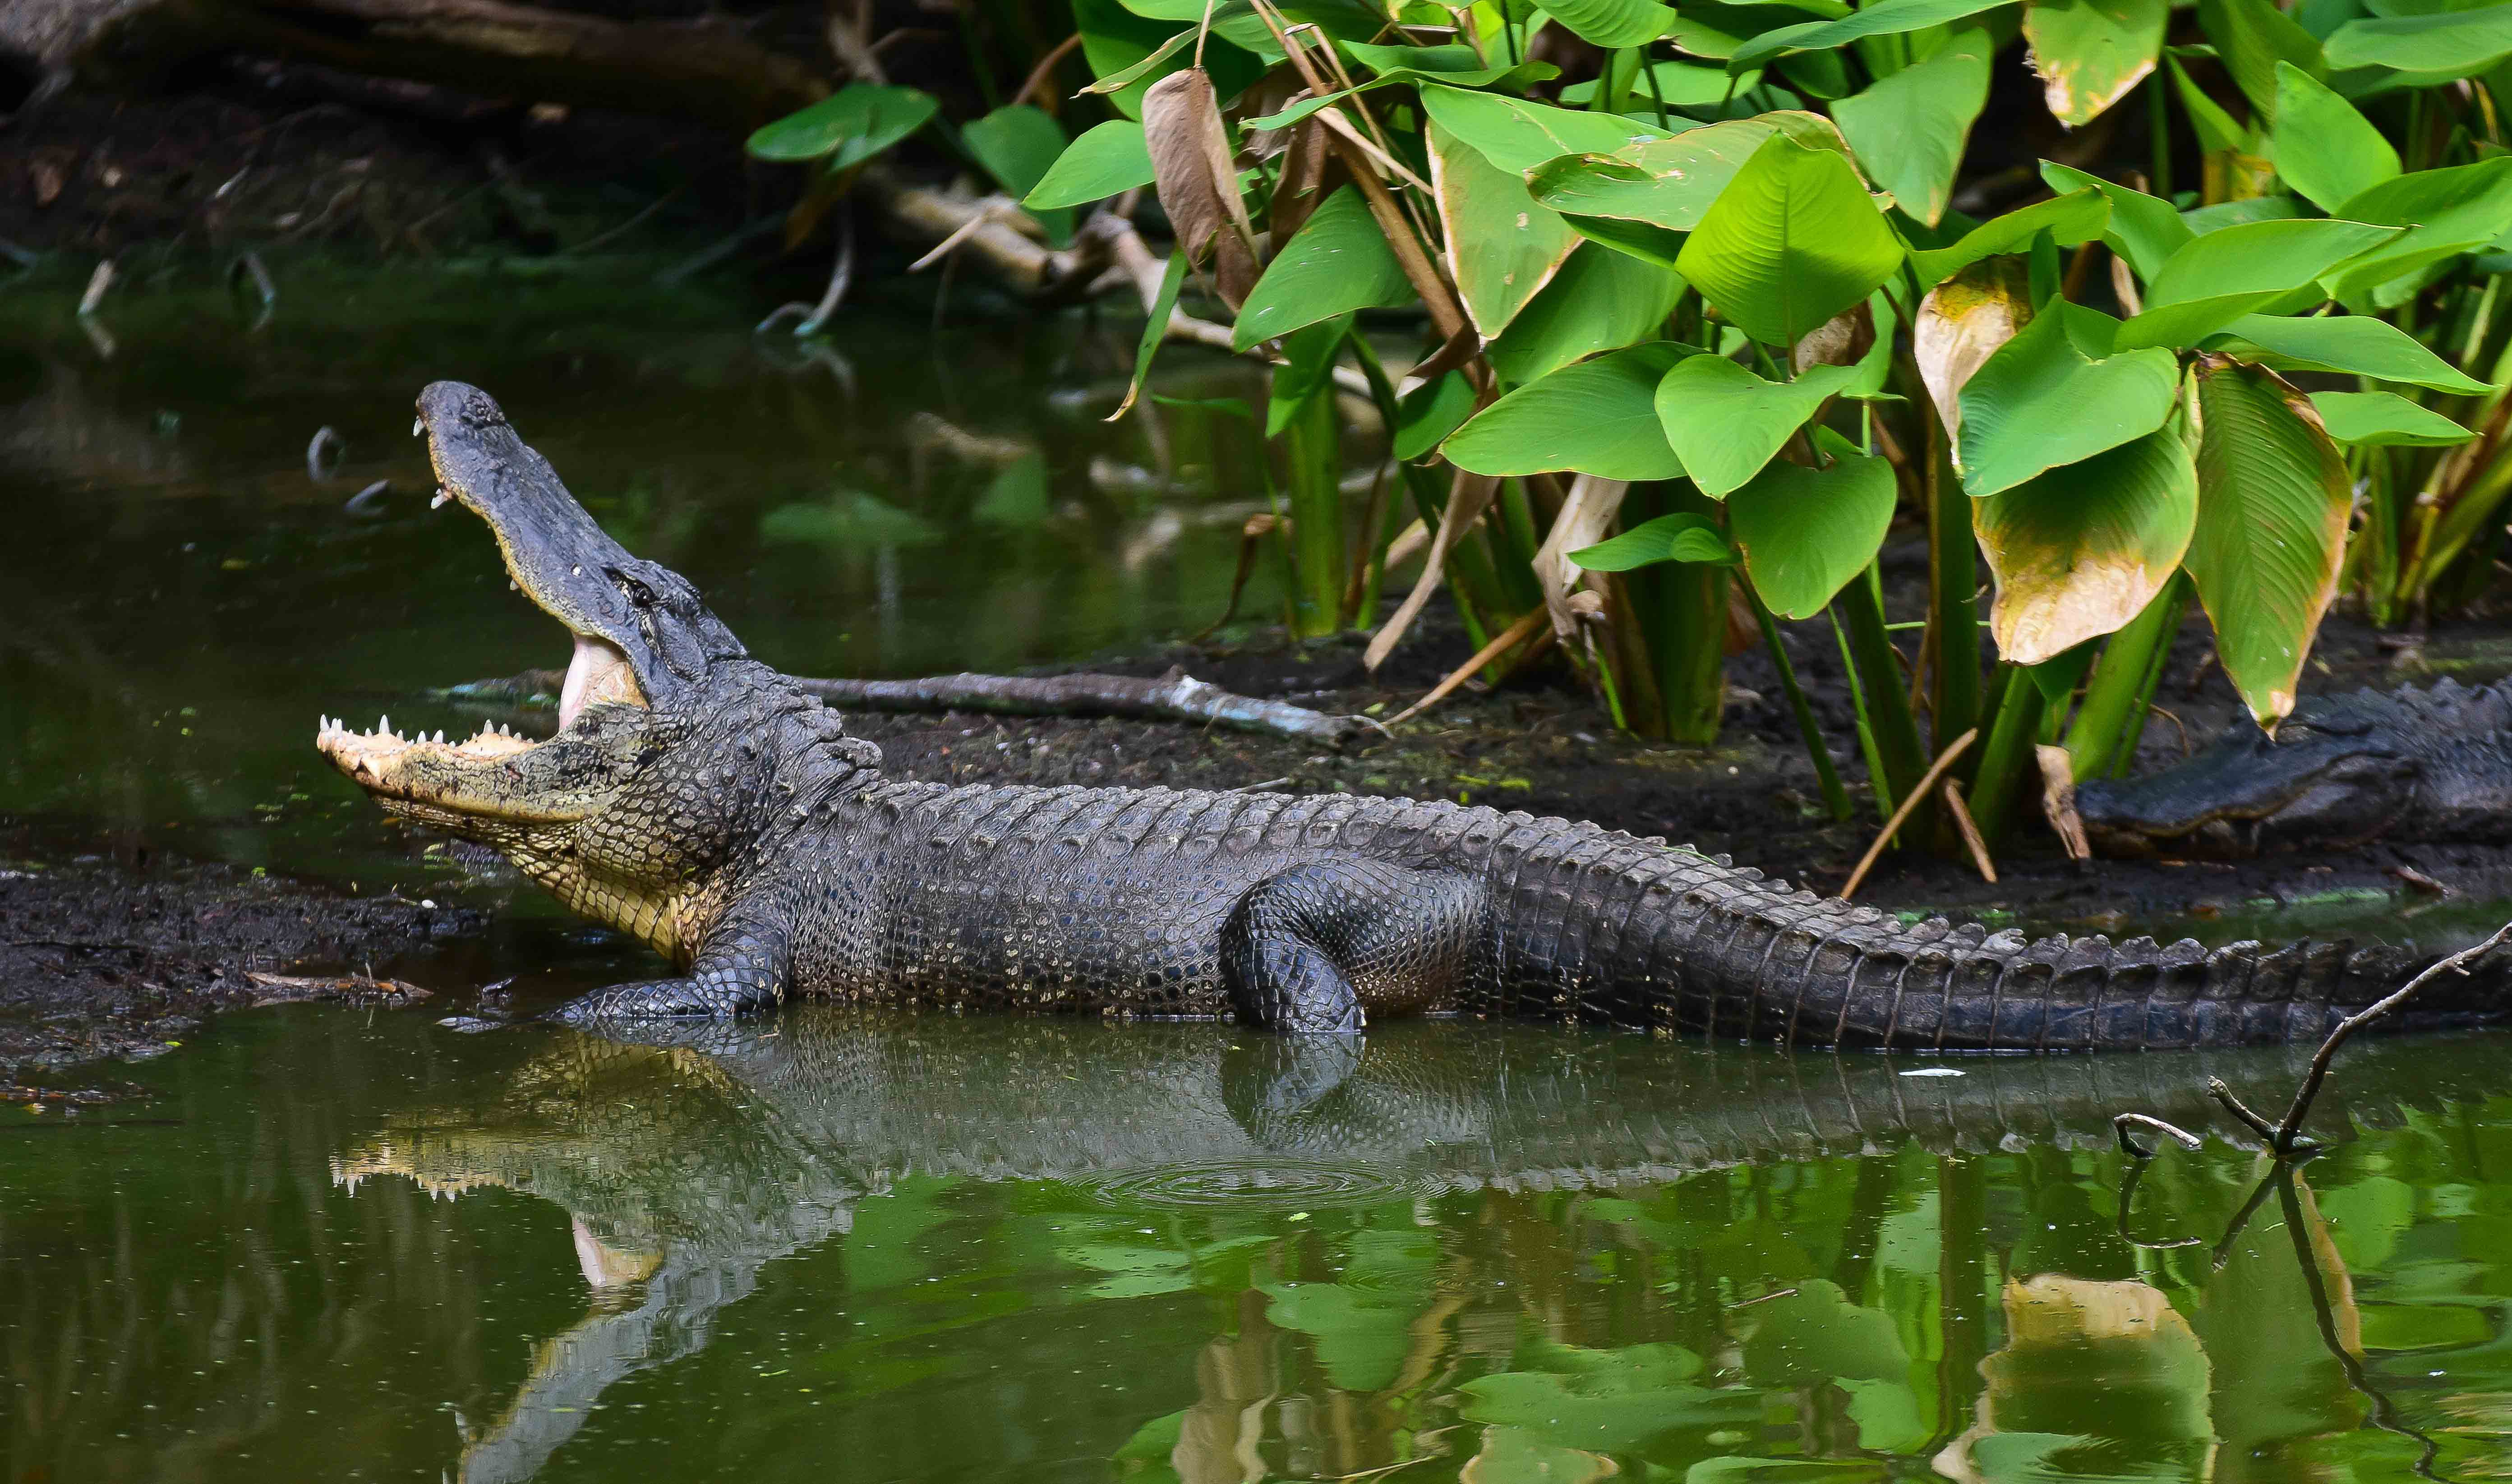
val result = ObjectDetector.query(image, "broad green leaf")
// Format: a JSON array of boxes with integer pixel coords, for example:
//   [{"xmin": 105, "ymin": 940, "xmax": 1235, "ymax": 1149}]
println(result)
[
  {"xmin": 1727, "ymin": 432, "xmax": 1899, "ymax": 617},
  {"xmin": 2308, "ymin": 389, "xmax": 2475, "ymax": 443},
  {"xmin": 1569, "ymin": 510, "xmax": 1738, "ymax": 568},
  {"xmin": 1487, "ymin": 244, "xmax": 1691, "ymax": 383},
  {"xmin": 1742, "ymin": 1281, "xmax": 1912, "ymax": 1387},
  {"xmin": 2113, "ymin": 218, "xmax": 2400, "ymax": 350},
  {"xmin": 2166, "ymin": 53, "xmax": 2252, "ymax": 156},
  {"xmin": 2270, "ymin": 62, "xmax": 2398, "ymax": 212},
  {"xmin": 1430, "ymin": 122, "xmax": 1583, "ymax": 338},
  {"xmin": 2181, "ymin": 194, "xmax": 2305, "ymax": 232},
  {"xmin": 2325, "ymin": 3, "xmax": 2512, "ymax": 71},
  {"xmin": 2197, "ymin": 0, "xmax": 2328, "ymax": 118},
  {"xmin": 1109, "ymin": 251, "xmax": 1189, "ymax": 420},
  {"xmin": 1470, "ymin": 1429, "xmax": 1620, "ymax": 1484},
  {"xmin": 747, "ymin": 85, "xmax": 940, "ymax": 166},
  {"xmin": 1447, "ymin": 342, "xmax": 1693, "ymax": 478},
  {"xmin": 2208, "ymin": 311, "xmax": 2494, "ymax": 390},
  {"xmin": 1540, "ymin": 0, "xmax": 1681, "ymax": 46},
  {"xmin": 2024, "ymin": 0, "xmax": 2171, "ymax": 125},
  {"xmin": 1974, "ymin": 427, "xmax": 2197, "ymax": 663},
  {"xmin": 2188, "ymin": 359, "xmax": 2353, "ymax": 726},
  {"xmin": 1729, "ymin": 0, "xmax": 2019, "ymax": 69},
  {"xmin": 1654, "ymin": 356, "xmax": 1862, "ymax": 495},
  {"xmin": 1831, "ymin": 28, "xmax": 1992, "ymax": 226},
  {"xmin": 2039, "ymin": 162, "xmax": 2194, "ymax": 279},
  {"xmin": 1958, "ymin": 305, "xmax": 2179, "ymax": 496},
  {"xmin": 1678, "ymin": 134, "xmax": 1905, "ymax": 347},
  {"xmin": 1344, "ymin": 39, "xmax": 1563, "ymax": 83},
  {"xmin": 1233, "ymin": 187, "xmax": 1412, "ymax": 349},
  {"xmin": 1460, "ymin": 1344, "xmax": 1749, "ymax": 1453},
  {"xmin": 1025, "ymin": 120, "xmax": 1156, "ymax": 209},
  {"xmin": 1907, "ymin": 190, "xmax": 2110, "ymax": 286},
  {"xmin": 963, "ymin": 105, "xmax": 1073, "ymax": 246},
  {"xmin": 1665, "ymin": 8, "xmax": 1756, "ymax": 57},
  {"xmin": 1420, "ymin": 85, "xmax": 1670, "ymax": 175},
  {"xmin": 1395, "ymin": 371, "xmax": 1477, "ymax": 460},
  {"xmin": 1524, "ymin": 114, "xmax": 1839, "ymax": 232},
  {"xmin": 1561, "ymin": 212, "xmax": 1692, "ymax": 268},
  {"xmin": 2326, "ymin": 156, "xmax": 2512, "ymax": 303}
]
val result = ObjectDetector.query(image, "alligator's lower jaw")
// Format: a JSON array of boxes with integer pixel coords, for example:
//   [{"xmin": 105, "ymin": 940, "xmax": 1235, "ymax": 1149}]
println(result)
[{"xmin": 316, "ymin": 718, "xmax": 538, "ymax": 813}]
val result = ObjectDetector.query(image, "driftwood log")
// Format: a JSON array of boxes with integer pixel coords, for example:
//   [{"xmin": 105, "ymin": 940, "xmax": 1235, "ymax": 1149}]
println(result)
[{"xmin": 442, "ymin": 667, "xmax": 1370, "ymax": 747}]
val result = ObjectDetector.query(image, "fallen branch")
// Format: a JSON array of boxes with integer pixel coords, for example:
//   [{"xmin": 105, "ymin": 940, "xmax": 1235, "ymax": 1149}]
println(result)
[
  {"xmin": 442, "ymin": 666, "xmax": 1369, "ymax": 747},
  {"xmin": 1839, "ymin": 728, "xmax": 1978, "ymax": 899},
  {"xmin": 1384, "ymin": 607, "xmax": 1550, "ymax": 728}
]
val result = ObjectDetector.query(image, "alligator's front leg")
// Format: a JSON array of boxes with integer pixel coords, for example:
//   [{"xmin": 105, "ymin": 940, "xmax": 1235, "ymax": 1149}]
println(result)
[
  {"xmin": 1219, "ymin": 861, "xmax": 1484, "ymax": 1034},
  {"xmin": 544, "ymin": 917, "xmax": 791, "ymax": 1023}
]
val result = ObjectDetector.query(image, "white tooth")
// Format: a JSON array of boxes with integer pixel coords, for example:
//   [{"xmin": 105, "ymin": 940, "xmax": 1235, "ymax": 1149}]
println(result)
[
  {"xmin": 431, "ymin": 489, "xmax": 451, "ymax": 510},
  {"xmin": 378, "ymin": 715, "xmax": 390, "ymax": 738},
  {"xmin": 413, "ymin": 417, "xmax": 424, "ymax": 437},
  {"xmin": 508, "ymin": 579, "xmax": 519, "ymax": 592}
]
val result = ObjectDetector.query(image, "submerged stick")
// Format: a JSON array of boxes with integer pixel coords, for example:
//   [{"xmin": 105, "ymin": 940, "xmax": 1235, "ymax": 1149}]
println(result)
[
  {"xmin": 443, "ymin": 667, "xmax": 1369, "ymax": 747},
  {"xmin": 2272, "ymin": 919, "xmax": 2512, "ymax": 1153}
]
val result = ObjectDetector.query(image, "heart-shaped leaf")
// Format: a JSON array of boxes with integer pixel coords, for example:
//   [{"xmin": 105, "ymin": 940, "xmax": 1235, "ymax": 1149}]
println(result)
[
  {"xmin": 1655, "ymin": 356, "xmax": 1861, "ymax": 496},
  {"xmin": 747, "ymin": 84, "xmax": 940, "ymax": 166},
  {"xmin": 1430, "ymin": 121, "xmax": 1582, "ymax": 338},
  {"xmin": 2024, "ymin": 0, "xmax": 2170, "ymax": 126},
  {"xmin": 1447, "ymin": 342, "xmax": 1693, "ymax": 479},
  {"xmin": 1831, "ymin": 27, "xmax": 1992, "ymax": 226},
  {"xmin": 1569, "ymin": 511, "xmax": 1738, "ymax": 570},
  {"xmin": 1677, "ymin": 133, "xmax": 1904, "ymax": 349},
  {"xmin": 2269, "ymin": 61, "xmax": 2398, "ymax": 214},
  {"xmin": 1234, "ymin": 187, "xmax": 1411, "ymax": 348},
  {"xmin": 1728, "ymin": 433, "xmax": 1899, "ymax": 618},
  {"xmin": 1959, "ymin": 304, "xmax": 2180, "ymax": 497},
  {"xmin": 1024, "ymin": 120, "xmax": 1156, "ymax": 209},
  {"xmin": 1974, "ymin": 426, "xmax": 2197, "ymax": 664}
]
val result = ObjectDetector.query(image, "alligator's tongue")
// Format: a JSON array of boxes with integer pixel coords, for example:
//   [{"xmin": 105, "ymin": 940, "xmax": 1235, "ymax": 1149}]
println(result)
[{"xmin": 559, "ymin": 633, "xmax": 643, "ymax": 729}]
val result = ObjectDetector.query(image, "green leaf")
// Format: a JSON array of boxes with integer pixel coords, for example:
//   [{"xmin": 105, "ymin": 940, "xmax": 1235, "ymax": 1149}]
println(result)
[
  {"xmin": 1111, "ymin": 251, "xmax": 1189, "ymax": 421},
  {"xmin": 1569, "ymin": 511, "xmax": 1738, "ymax": 568},
  {"xmin": 1460, "ymin": 1344, "xmax": 1750, "ymax": 1453},
  {"xmin": 2024, "ymin": 0, "xmax": 2171, "ymax": 126},
  {"xmin": 1907, "ymin": 189, "xmax": 2111, "ymax": 286},
  {"xmin": 1420, "ymin": 86, "xmax": 1670, "ymax": 175},
  {"xmin": 1831, "ymin": 27, "xmax": 1993, "ymax": 226},
  {"xmin": 1447, "ymin": 342, "xmax": 1693, "ymax": 478},
  {"xmin": 2208, "ymin": 311, "xmax": 2494, "ymax": 391},
  {"xmin": 2039, "ymin": 162, "xmax": 2194, "ymax": 279},
  {"xmin": 1730, "ymin": 0, "xmax": 2020, "ymax": 70},
  {"xmin": 1958, "ymin": 304, "xmax": 2180, "ymax": 496},
  {"xmin": 1677, "ymin": 134, "xmax": 1905, "ymax": 347},
  {"xmin": 1266, "ymin": 318, "xmax": 1352, "ymax": 435},
  {"xmin": 2308, "ymin": 389, "xmax": 2475, "ymax": 443},
  {"xmin": 1396, "ymin": 371, "xmax": 1478, "ymax": 460},
  {"xmin": 1728, "ymin": 432, "xmax": 1899, "ymax": 617},
  {"xmin": 2270, "ymin": 62, "xmax": 2399, "ymax": 212},
  {"xmin": 1233, "ymin": 187, "xmax": 1413, "ymax": 349},
  {"xmin": 746, "ymin": 85, "xmax": 940, "ymax": 166},
  {"xmin": 2325, "ymin": 2, "xmax": 2512, "ymax": 72},
  {"xmin": 1431, "ymin": 122, "xmax": 1583, "ymax": 338},
  {"xmin": 2113, "ymin": 218, "xmax": 2400, "ymax": 350},
  {"xmin": 1561, "ymin": 57, "xmax": 1765, "ymax": 104},
  {"xmin": 1487, "ymin": 244, "xmax": 1691, "ymax": 383},
  {"xmin": 1525, "ymin": 114, "xmax": 1841, "ymax": 233},
  {"xmin": 1540, "ymin": 0, "xmax": 1681, "ymax": 47},
  {"xmin": 2197, "ymin": 0, "xmax": 2328, "ymax": 118},
  {"xmin": 1741, "ymin": 1280, "xmax": 1912, "ymax": 1387},
  {"xmin": 1560, "ymin": 212, "xmax": 1692, "ymax": 269},
  {"xmin": 1025, "ymin": 120, "xmax": 1156, "ymax": 209},
  {"xmin": 2188, "ymin": 360, "xmax": 2353, "ymax": 726},
  {"xmin": 2326, "ymin": 156, "xmax": 2512, "ymax": 304},
  {"xmin": 1654, "ymin": 356, "xmax": 1862, "ymax": 496},
  {"xmin": 1240, "ymin": 59, "xmax": 1559, "ymax": 130},
  {"xmin": 2166, "ymin": 53, "xmax": 2251, "ymax": 156},
  {"xmin": 1974, "ymin": 427, "xmax": 2198, "ymax": 662},
  {"xmin": 963, "ymin": 105, "xmax": 1073, "ymax": 246}
]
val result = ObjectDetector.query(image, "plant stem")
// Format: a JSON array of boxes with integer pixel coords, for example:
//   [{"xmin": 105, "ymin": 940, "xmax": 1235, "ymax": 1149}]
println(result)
[
  {"xmin": 2147, "ymin": 70, "xmax": 2173, "ymax": 199},
  {"xmin": 1965, "ymin": 663, "xmax": 2046, "ymax": 844},
  {"xmin": 2063, "ymin": 577, "xmax": 2185, "ymax": 781},
  {"xmin": 1278, "ymin": 384, "xmax": 1345, "ymax": 637},
  {"xmin": 1925, "ymin": 410, "xmax": 1981, "ymax": 757},
  {"xmin": 1751, "ymin": 588, "xmax": 1853, "ymax": 821},
  {"xmin": 1834, "ymin": 569, "xmax": 1931, "ymax": 836}
]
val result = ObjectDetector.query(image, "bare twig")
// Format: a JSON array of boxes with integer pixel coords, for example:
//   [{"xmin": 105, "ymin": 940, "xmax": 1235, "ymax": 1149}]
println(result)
[
  {"xmin": 757, "ymin": 204, "xmax": 855, "ymax": 337},
  {"xmin": 1016, "ymin": 32, "xmax": 1084, "ymax": 108},
  {"xmin": 2113, "ymin": 1111, "xmax": 2203, "ymax": 1160},
  {"xmin": 2272, "ymin": 919, "xmax": 2512, "ymax": 1152},
  {"xmin": 1840, "ymin": 728, "xmax": 1979, "ymax": 899},
  {"xmin": 1941, "ymin": 779, "xmax": 1996, "ymax": 884},
  {"xmin": 2208, "ymin": 1076, "xmax": 2284, "ymax": 1144},
  {"xmin": 1385, "ymin": 608, "xmax": 1550, "ymax": 728}
]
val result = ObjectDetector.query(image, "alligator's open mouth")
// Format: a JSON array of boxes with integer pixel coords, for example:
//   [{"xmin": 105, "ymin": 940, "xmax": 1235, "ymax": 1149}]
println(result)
[{"xmin": 314, "ymin": 382, "xmax": 653, "ymax": 821}]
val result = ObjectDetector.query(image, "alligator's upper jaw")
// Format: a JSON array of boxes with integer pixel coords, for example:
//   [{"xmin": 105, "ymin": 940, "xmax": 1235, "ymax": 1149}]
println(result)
[{"xmin": 314, "ymin": 382, "xmax": 652, "ymax": 821}]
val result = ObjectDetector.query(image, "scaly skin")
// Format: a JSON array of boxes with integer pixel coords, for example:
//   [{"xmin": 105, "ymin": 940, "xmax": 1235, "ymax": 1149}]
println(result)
[
  {"xmin": 2078, "ymin": 679, "xmax": 2512, "ymax": 856},
  {"xmin": 317, "ymin": 382, "xmax": 2512, "ymax": 1046}
]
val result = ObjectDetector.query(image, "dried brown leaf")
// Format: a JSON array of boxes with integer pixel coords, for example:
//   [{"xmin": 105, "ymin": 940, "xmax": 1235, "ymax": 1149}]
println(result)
[
  {"xmin": 1913, "ymin": 258, "xmax": 2030, "ymax": 439},
  {"xmin": 1142, "ymin": 68, "xmax": 1258, "ymax": 309}
]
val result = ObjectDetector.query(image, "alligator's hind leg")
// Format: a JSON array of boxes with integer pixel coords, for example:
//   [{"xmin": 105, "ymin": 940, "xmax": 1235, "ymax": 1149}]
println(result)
[
  {"xmin": 1219, "ymin": 861, "xmax": 1484, "ymax": 1033},
  {"xmin": 544, "ymin": 918, "xmax": 790, "ymax": 1023}
]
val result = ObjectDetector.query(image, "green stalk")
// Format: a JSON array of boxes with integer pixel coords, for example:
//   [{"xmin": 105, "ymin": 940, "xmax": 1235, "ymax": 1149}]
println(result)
[
  {"xmin": 1964, "ymin": 664, "xmax": 2046, "ymax": 844},
  {"xmin": 1925, "ymin": 412, "xmax": 1981, "ymax": 755},
  {"xmin": 1618, "ymin": 484, "xmax": 1726, "ymax": 742},
  {"xmin": 2147, "ymin": 70, "xmax": 2174, "ymax": 200},
  {"xmin": 1750, "ymin": 588, "xmax": 1853, "ymax": 821},
  {"xmin": 1278, "ymin": 385, "xmax": 1345, "ymax": 638},
  {"xmin": 2062, "ymin": 576, "xmax": 2185, "ymax": 781},
  {"xmin": 1830, "ymin": 608, "xmax": 1894, "ymax": 818},
  {"xmin": 1834, "ymin": 568, "xmax": 1931, "ymax": 833}
]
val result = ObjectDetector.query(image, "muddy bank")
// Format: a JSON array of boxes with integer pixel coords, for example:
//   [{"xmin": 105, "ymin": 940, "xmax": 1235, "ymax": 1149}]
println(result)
[{"xmin": 13, "ymin": 566, "xmax": 2512, "ymax": 1090}]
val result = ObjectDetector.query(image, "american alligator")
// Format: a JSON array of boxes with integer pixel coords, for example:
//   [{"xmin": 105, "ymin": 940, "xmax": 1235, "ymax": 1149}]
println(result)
[
  {"xmin": 2077, "ymin": 680, "xmax": 2512, "ymax": 857},
  {"xmin": 318, "ymin": 381, "xmax": 2512, "ymax": 1046}
]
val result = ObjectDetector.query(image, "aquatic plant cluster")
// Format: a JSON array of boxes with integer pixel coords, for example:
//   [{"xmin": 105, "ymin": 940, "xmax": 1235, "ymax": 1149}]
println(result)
[{"xmin": 749, "ymin": 0, "xmax": 2512, "ymax": 855}]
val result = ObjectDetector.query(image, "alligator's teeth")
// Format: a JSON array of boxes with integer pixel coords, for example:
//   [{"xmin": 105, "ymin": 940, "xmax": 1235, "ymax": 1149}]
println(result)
[
  {"xmin": 507, "ymin": 579, "xmax": 519, "ymax": 592},
  {"xmin": 412, "ymin": 417, "xmax": 423, "ymax": 437},
  {"xmin": 431, "ymin": 489, "xmax": 451, "ymax": 510}
]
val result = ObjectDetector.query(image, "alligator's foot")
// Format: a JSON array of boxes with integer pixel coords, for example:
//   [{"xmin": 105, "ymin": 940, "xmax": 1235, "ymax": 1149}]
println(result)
[
  {"xmin": 542, "ymin": 978, "xmax": 754, "ymax": 1024},
  {"xmin": 1219, "ymin": 862, "xmax": 1481, "ymax": 1034}
]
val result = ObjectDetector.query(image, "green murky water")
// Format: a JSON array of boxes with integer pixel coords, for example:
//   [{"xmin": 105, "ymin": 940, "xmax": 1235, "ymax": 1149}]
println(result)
[
  {"xmin": 9, "ymin": 272, "xmax": 2512, "ymax": 1482},
  {"xmin": 9, "ymin": 1010, "xmax": 2512, "ymax": 1481}
]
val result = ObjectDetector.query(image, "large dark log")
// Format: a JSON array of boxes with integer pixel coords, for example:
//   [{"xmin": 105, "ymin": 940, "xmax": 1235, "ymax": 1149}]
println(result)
[{"xmin": 5, "ymin": 0, "xmax": 827, "ymax": 129}]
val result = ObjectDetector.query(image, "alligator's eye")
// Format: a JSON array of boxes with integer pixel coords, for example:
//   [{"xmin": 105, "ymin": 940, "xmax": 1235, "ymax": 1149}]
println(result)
[{"xmin": 608, "ymin": 567, "xmax": 659, "ymax": 609}]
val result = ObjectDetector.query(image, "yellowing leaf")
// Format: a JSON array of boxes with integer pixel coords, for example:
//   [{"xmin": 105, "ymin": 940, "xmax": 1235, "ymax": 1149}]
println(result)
[
  {"xmin": 2025, "ymin": 0, "xmax": 2169, "ymax": 127},
  {"xmin": 1976, "ymin": 428, "xmax": 2197, "ymax": 664},
  {"xmin": 1430, "ymin": 122, "xmax": 1582, "ymax": 339},
  {"xmin": 1914, "ymin": 258, "xmax": 2031, "ymax": 439}
]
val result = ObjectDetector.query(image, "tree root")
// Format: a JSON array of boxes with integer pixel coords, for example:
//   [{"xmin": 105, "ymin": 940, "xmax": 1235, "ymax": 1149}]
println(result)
[{"xmin": 441, "ymin": 667, "xmax": 1371, "ymax": 747}]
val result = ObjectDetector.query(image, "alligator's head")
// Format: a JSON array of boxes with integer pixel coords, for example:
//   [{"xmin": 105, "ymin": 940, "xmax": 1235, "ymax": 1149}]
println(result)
[
  {"xmin": 316, "ymin": 383, "xmax": 863, "ymax": 957},
  {"xmin": 2074, "ymin": 693, "xmax": 2421, "ymax": 857}
]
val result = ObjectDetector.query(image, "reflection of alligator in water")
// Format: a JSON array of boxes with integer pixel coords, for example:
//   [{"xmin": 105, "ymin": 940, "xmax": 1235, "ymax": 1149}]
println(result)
[
  {"xmin": 316, "ymin": 383, "xmax": 2512, "ymax": 1046},
  {"xmin": 2078, "ymin": 680, "xmax": 2512, "ymax": 857},
  {"xmin": 335, "ymin": 1012, "xmax": 2512, "ymax": 1483}
]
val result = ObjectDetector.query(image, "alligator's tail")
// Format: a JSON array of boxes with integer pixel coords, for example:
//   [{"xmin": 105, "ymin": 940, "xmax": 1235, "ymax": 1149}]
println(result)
[{"xmin": 1578, "ymin": 852, "xmax": 2510, "ymax": 1050}]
